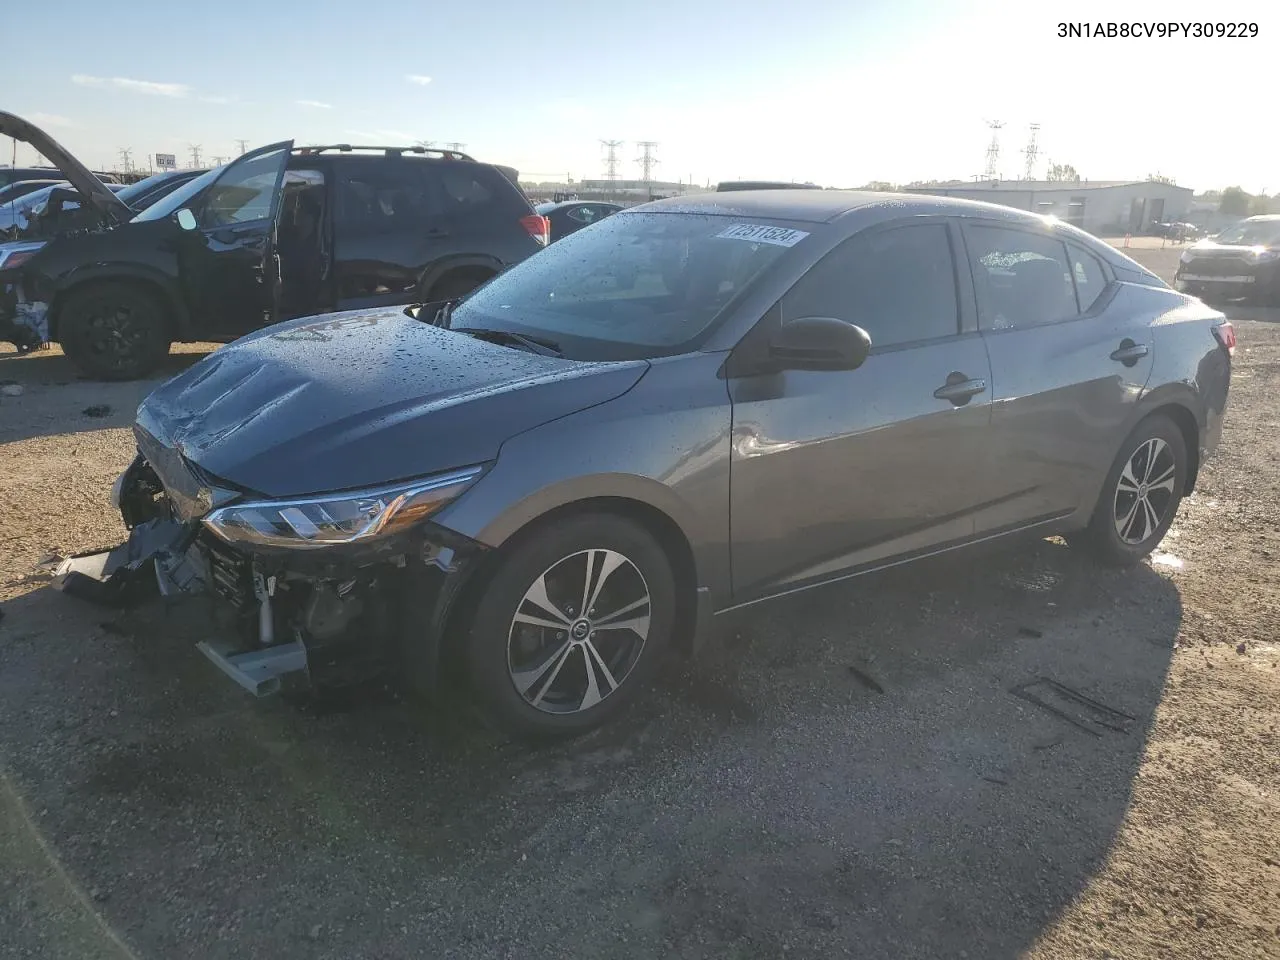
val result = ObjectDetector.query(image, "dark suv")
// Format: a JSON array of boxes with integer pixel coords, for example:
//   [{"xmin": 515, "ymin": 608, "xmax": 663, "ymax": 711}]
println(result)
[{"xmin": 0, "ymin": 112, "xmax": 547, "ymax": 379}]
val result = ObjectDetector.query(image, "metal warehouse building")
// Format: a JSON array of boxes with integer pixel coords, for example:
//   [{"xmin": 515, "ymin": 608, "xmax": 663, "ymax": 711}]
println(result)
[{"xmin": 905, "ymin": 179, "xmax": 1194, "ymax": 235}]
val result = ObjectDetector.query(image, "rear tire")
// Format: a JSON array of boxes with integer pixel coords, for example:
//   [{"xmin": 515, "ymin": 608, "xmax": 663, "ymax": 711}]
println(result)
[
  {"xmin": 464, "ymin": 513, "xmax": 676, "ymax": 740},
  {"xmin": 58, "ymin": 282, "xmax": 171, "ymax": 381},
  {"xmin": 1069, "ymin": 414, "xmax": 1188, "ymax": 567}
]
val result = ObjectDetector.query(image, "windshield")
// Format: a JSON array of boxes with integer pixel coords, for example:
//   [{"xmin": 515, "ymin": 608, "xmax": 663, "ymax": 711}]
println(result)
[
  {"xmin": 449, "ymin": 212, "xmax": 800, "ymax": 360},
  {"xmin": 1212, "ymin": 220, "xmax": 1280, "ymax": 246},
  {"xmin": 131, "ymin": 166, "xmax": 221, "ymax": 222}
]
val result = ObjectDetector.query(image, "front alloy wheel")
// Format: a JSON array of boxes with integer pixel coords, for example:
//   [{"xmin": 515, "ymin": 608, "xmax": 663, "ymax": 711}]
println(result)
[
  {"xmin": 508, "ymin": 549, "xmax": 651, "ymax": 715},
  {"xmin": 466, "ymin": 513, "xmax": 676, "ymax": 738}
]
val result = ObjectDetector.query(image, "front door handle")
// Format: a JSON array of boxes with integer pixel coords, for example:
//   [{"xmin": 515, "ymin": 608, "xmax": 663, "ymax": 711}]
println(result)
[
  {"xmin": 1110, "ymin": 339, "xmax": 1150, "ymax": 366},
  {"xmin": 424, "ymin": 228, "xmax": 450, "ymax": 239},
  {"xmin": 933, "ymin": 372, "xmax": 987, "ymax": 406}
]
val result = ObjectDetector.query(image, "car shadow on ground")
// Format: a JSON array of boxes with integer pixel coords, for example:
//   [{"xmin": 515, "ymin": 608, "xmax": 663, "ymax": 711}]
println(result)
[
  {"xmin": 0, "ymin": 347, "xmax": 212, "ymax": 444},
  {"xmin": 0, "ymin": 537, "xmax": 1180, "ymax": 959}
]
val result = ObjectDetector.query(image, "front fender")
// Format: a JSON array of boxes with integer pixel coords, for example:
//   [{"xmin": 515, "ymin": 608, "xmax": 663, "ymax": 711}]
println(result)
[
  {"xmin": 431, "ymin": 352, "xmax": 734, "ymax": 607},
  {"xmin": 49, "ymin": 263, "xmax": 190, "ymax": 340}
]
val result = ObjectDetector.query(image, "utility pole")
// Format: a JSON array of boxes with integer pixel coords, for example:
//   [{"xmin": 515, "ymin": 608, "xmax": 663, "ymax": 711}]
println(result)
[
  {"xmin": 636, "ymin": 141, "xmax": 659, "ymax": 185},
  {"xmin": 189, "ymin": 144, "xmax": 203, "ymax": 168},
  {"xmin": 1022, "ymin": 123, "xmax": 1040, "ymax": 181},
  {"xmin": 982, "ymin": 120, "xmax": 1003, "ymax": 180},
  {"xmin": 234, "ymin": 139, "xmax": 249, "ymax": 156},
  {"xmin": 600, "ymin": 140, "xmax": 623, "ymax": 181}
]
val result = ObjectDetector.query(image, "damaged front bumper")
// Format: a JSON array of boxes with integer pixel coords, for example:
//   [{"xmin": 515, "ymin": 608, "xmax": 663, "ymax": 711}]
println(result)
[{"xmin": 56, "ymin": 454, "xmax": 488, "ymax": 699}]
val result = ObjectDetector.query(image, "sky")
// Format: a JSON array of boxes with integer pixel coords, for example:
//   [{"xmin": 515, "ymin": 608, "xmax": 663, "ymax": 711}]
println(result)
[{"xmin": 5, "ymin": 0, "xmax": 1278, "ymax": 193}]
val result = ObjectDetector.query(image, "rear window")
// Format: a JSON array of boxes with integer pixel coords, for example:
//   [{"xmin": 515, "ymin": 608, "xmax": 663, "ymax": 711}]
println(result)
[{"xmin": 450, "ymin": 211, "xmax": 801, "ymax": 360}]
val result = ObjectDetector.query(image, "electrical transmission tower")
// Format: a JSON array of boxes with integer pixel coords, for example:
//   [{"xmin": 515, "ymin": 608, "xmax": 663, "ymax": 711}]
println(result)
[
  {"xmin": 415, "ymin": 140, "xmax": 437, "ymax": 149},
  {"xmin": 982, "ymin": 121, "xmax": 1003, "ymax": 180},
  {"xmin": 117, "ymin": 148, "xmax": 133, "ymax": 172},
  {"xmin": 189, "ymin": 144, "xmax": 203, "ymax": 168},
  {"xmin": 636, "ymin": 141, "xmax": 659, "ymax": 183},
  {"xmin": 600, "ymin": 140, "xmax": 623, "ymax": 180},
  {"xmin": 445, "ymin": 142, "xmax": 466, "ymax": 153},
  {"xmin": 1023, "ymin": 123, "xmax": 1040, "ymax": 181},
  {"xmin": 234, "ymin": 139, "xmax": 249, "ymax": 156},
  {"xmin": 211, "ymin": 155, "xmax": 229, "ymax": 166}
]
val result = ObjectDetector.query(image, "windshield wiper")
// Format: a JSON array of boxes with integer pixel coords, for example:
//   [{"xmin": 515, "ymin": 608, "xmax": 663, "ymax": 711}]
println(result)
[{"xmin": 457, "ymin": 327, "xmax": 564, "ymax": 357}]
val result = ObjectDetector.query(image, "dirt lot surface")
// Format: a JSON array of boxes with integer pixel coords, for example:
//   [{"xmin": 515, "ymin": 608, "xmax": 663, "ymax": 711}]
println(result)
[{"xmin": 1, "ymin": 246, "xmax": 1277, "ymax": 960}]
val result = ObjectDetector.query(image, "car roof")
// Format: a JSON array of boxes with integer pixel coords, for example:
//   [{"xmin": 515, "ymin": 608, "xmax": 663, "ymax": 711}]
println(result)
[{"xmin": 633, "ymin": 189, "xmax": 1069, "ymax": 225}]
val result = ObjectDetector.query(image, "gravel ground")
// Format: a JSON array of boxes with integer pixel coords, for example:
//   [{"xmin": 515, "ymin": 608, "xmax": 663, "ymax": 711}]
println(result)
[{"xmin": 1, "ymin": 246, "xmax": 1277, "ymax": 960}]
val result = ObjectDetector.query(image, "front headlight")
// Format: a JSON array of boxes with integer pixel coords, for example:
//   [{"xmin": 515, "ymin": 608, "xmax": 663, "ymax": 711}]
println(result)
[
  {"xmin": 1251, "ymin": 247, "xmax": 1280, "ymax": 262},
  {"xmin": 202, "ymin": 465, "xmax": 485, "ymax": 549}
]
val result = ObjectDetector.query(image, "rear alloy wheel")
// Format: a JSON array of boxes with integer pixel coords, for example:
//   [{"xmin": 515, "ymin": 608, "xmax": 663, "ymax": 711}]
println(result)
[
  {"xmin": 1070, "ymin": 414, "xmax": 1187, "ymax": 566},
  {"xmin": 58, "ymin": 282, "xmax": 171, "ymax": 381},
  {"xmin": 465, "ymin": 513, "xmax": 675, "ymax": 739}
]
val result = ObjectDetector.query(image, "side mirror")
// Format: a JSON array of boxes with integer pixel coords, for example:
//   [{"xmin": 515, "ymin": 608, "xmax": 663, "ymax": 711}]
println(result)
[
  {"xmin": 175, "ymin": 208, "xmax": 197, "ymax": 232},
  {"xmin": 767, "ymin": 316, "xmax": 872, "ymax": 371}
]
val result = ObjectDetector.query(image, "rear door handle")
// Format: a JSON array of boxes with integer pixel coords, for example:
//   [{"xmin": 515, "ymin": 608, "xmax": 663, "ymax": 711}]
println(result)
[
  {"xmin": 1110, "ymin": 340, "xmax": 1150, "ymax": 365},
  {"xmin": 933, "ymin": 373, "xmax": 987, "ymax": 406}
]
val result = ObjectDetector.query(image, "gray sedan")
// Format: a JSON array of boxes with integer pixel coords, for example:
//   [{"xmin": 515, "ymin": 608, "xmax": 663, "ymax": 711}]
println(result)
[{"xmin": 82, "ymin": 191, "xmax": 1232, "ymax": 739}]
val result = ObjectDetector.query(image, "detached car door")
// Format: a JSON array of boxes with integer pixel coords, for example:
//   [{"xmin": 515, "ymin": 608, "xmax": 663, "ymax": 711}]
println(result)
[
  {"xmin": 727, "ymin": 218, "xmax": 995, "ymax": 602},
  {"xmin": 175, "ymin": 140, "xmax": 292, "ymax": 339},
  {"xmin": 960, "ymin": 220, "xmax": 1154, "ymax": 529}
]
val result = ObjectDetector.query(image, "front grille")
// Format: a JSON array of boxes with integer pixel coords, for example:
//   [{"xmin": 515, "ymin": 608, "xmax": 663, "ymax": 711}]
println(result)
[
  {"xmin": 200, "ymin": 535, "xmax": 252, "ymax": 607},
  {"xmin": 1184, "ymin": 255, "xmax": 1254, "ymax": 277}
]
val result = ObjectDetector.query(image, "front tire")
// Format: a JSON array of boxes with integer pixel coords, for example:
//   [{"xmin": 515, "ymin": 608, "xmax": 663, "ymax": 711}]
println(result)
[
  {"xmin": 58, "ymin": 282, "xmax": 171, "ymax": 381},
  {"xmin": 465, "ymin": 513, "xmax": 676, "ymax": 739},
  {"xmin": 1070, "ymin": 414, "xmax": 1187, "ymax": 566}
]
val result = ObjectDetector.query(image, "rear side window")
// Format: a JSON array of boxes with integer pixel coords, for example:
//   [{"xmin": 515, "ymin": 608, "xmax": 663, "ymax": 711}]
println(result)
[
  {"xmin": 964, "ymin": 225, "xmax": 1076, "ymax": 330},
  {"xmin": 335, "ymin": 161, "xmax": 435, "ymax": 230},
  {"xmin": 436, "ymin": 165, "xmax": 496, "ymax": 212},
  {"xmin": 1067, "ymin": 244, "xmax": 1108, "ymax": 312},
  {"xmin": 781, "ymin": 223, "xmax": 960, "ymax": 348}
]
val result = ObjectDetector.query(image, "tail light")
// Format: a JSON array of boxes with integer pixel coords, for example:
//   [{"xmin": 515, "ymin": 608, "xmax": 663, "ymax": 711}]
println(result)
[
  {"xmin": 1212, "ymin": 321, "xmax": 1236, "ymax": 357},
  {"xmin": 520, "ymin": 214, "xmax": 550, "ymax": 247}
]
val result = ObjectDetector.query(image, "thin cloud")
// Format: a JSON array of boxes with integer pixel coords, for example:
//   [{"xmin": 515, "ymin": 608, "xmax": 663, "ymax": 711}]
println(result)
[
  {"xmin": 72, "ymin": 74, "xmax": 189, "ymax": 97},
  {"xmin": 405, "ymin": 74, "xmax": 433, "ymax": 86},
  {"xmin": 297, "ymin": 99, "xmax": 333, "ymax": 109},
  {"xmin": 200, "ymin": 95, "xmax": 233, "ymax": 105}
]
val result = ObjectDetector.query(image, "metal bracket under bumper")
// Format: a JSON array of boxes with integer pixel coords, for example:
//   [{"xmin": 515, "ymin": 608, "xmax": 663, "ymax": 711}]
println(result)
[{"xmin": 195, "ymin": 638, "xmax": 308, "ymax": 697}]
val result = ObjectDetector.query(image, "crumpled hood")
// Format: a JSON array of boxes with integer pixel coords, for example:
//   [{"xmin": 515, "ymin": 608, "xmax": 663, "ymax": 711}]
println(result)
[
  {"xmin": 136, "ymin": 309, "xmax": 647, "ymax": 498},
  {"xmin": 0, "ymin": 111, "xmax": 133, "ymax": 226}
]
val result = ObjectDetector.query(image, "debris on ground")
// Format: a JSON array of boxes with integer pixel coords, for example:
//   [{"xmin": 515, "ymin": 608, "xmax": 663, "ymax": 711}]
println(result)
[
  {"xmin": 0, "ymin": 382, "xmax": 23, "ymax": 397},
  {"xmin": 846, "ymin": 664, "xmax": 885, "ymax": 694},
  {"xmin": 81, "ymin": 404, "xmax": 112, "ymax": 418}
]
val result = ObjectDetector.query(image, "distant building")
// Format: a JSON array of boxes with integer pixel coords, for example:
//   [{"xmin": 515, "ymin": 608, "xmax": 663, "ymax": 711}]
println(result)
[{"xmin": 904, "ymin": 179, "xmax": 1194, "ymax": 235}]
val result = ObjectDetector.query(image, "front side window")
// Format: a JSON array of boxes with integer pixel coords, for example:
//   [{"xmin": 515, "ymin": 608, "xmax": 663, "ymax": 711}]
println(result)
[
  {"xmin": 965, "ymin": 224, "xmax": 1077, "ymax": 330},
  {"xmin": 197, "ymin": 148, "xmax": 289, "ymax": 228},
  {"xmin": 781, "ymin": 222, "xmax": 959, "ymax": 348},
  {"xmin": 450, "ymin": 212, "xmax": 797, "ymax": 360}
]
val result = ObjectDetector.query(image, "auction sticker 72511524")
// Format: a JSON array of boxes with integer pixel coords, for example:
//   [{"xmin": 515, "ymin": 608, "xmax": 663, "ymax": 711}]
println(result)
[{"xmin": 715, "ymin": 223, "xmax": 810, "ymax": 247}]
